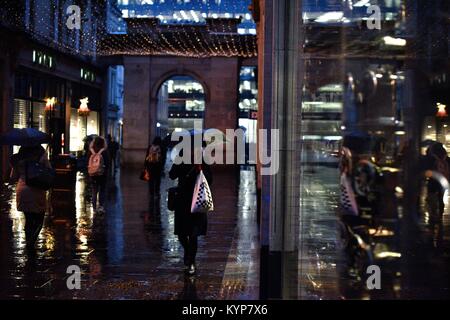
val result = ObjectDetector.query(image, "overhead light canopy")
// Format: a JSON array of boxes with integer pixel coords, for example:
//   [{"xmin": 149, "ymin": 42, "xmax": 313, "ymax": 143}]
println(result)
[
  {"xmin": 383, "ymin": 36, "xmax": 407, "ymax": 46},
  {"xmin": 315, "ymin": 11, "xmax": 344, "ymax": 23}
]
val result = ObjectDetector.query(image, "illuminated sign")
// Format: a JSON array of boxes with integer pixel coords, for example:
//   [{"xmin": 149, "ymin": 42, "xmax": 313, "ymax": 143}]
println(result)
[
  {"xmin": 32, "ymin": 50, "xmax": 55, "ymax": 69},
  {"xmin": 81, "ymin": 68, "xmax": 96, "ymax": 82}
]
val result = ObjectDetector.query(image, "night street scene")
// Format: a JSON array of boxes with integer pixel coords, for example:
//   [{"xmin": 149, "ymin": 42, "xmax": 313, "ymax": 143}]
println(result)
[{"xmin": 1, "ymin": 0, "xmax": 450, "ymax": 307}]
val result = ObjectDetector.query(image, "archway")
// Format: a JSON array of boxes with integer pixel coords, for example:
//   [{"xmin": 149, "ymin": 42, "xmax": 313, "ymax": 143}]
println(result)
[{"xmin": 155, "ymin": 75, "xmax": 206, "ymax": 138}]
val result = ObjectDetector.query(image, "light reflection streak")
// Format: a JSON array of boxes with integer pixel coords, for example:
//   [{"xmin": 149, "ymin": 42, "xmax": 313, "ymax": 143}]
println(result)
[{"xmin": 75, "ymin": 172, "xmax": 93, "ymax": 265}]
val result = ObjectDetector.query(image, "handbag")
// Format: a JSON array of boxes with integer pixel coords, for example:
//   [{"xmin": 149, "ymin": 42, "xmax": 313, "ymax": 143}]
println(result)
[
  {"xmin": 191, "ymin": 170, "xmax": 214, "ymax": 214},
  {"xmin": 167, "ymin": 186, "xmax": 179, "ymax": 211},
  {"xmin": 140, "ymin": 168, "xmax": 151, "ymax": 181},
  {"xmin": 25, "ymin": 160, "xmax": 56, "ymax": 191},
  {"xmin": 167, "ymin": 166, "xmax": 196, "ymax": 211}
]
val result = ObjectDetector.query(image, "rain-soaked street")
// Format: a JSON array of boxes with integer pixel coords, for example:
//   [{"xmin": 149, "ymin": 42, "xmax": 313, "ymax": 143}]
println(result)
[
  {"xmin": 0, "ymin": 163, "xmax": 259, "ymax": 300},
  {"xmin": 2, "ymin": 161, "xmax": 450, "ymax": 300}
]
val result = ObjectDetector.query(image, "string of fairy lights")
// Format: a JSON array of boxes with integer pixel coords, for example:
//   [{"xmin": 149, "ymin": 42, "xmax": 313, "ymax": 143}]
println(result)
[{"xmin": 0, "ymin": 0, "xmax": 257, "ymax": 58}]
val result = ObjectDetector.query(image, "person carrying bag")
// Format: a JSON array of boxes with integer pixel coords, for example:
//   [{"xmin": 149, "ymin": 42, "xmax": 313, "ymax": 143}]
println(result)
[
  {"xmin": 88, "ymin": 136, "xmax": 108, "ymax": 213},
  {"xmin": 169, "ymin": 158, "xmax": 213, "ymax": 276},
  {"xmin": 9, "ymin": 145, "xmax": 53, "ymax": 249}
]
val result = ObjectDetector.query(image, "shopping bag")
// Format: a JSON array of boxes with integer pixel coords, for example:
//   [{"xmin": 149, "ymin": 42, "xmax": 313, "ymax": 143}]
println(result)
[
  {"xmin": 340, "ymin": 173, "xmax": 358, "ymax": 215},
  {"xmin": 191, "ymin": 170, "xmax": 214, "ymax": 213}
]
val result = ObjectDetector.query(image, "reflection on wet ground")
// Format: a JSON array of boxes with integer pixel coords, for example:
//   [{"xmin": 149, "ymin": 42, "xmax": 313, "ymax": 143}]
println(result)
[
  {"xmin": 0, "ymin": 164, "xmax": 259, "ymax": 300},
  {"xmin": 2, "ymin": 161, "xmax": 449, "ymax": 299},
  {"xmin": 299, "ymin": 166, "xmax": 450, "ymax": 300}
]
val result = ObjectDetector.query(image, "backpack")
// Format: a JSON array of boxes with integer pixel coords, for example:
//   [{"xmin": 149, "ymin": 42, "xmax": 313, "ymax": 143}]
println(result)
[
  {"xmin": 88, "ymin": 148, "xmax": 105, "ymax": 176},
  {"xmin": 25, "ymin": 153, "xmax": 56, "ymax": 190},
  {"xmin": 146, "ymin": 145, "xmax": 161, "ymax": 163}
]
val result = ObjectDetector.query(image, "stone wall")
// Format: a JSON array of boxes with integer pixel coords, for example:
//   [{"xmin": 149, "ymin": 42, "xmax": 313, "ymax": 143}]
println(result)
[{"xmin": 122, "ymin": 56, "xmax": 243, "ymax": 166}]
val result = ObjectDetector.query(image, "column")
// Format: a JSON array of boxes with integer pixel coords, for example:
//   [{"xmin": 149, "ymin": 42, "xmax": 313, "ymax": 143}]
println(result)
[
  {"xmin": 258, "ymin": 0, "xmax": 303, "ymax": 299},
  {"xmin": 122, "ymin": 56, "xmax": 151, "ymax": 167}
]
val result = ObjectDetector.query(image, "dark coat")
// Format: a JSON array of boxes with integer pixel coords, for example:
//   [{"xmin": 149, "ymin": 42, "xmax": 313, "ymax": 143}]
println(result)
[
  {"xmin": 169, "ymin": 163, "xmax": 212, "ymax": 236},
  {"xmin": 10, "ymin": 146, "xmax": 51, "ymax": 213}
]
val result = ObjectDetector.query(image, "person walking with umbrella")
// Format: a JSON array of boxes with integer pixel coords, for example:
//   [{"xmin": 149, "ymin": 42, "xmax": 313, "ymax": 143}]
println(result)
[
  {"xmin": 1, "ymin": 128, "xmax": 53, "ymax": 250},
  {"xmin": 169, "ymin": 137, "xmax": 213, "ymax": 276}
]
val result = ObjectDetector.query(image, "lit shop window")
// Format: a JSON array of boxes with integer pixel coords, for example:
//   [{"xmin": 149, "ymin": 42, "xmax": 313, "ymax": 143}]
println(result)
[{"xmin": 70, "ymin": 109, "xmax": 99, "ymax": 152}]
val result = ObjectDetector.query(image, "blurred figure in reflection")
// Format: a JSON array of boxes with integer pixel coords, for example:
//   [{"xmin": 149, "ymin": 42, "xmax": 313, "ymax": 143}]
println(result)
[
  {"xmin": 9, "ymin": 145, "xmax": 51, "ymax": 250},
  {"xmin": 339, "ymin": 147, "xmax": 359, "ymax": 219},
  {"xmin": 423, "ymin": 142, "xmax": 450, "ymax": 221},
  {"xmin": 178, "ymin": 276, "xmax": 198, "ymax": 300}
]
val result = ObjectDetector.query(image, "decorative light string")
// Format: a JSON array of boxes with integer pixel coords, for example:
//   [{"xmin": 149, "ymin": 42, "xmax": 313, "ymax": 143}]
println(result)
[{"xmin": 0, "ymin": 0, "xmax": 257, "ymax": 58}]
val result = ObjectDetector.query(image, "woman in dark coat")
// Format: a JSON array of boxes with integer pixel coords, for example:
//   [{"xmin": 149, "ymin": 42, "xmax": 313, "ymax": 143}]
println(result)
[
  {"xmin": 169, "ymin": 147, "xmax": 212, "ymax": 276},
  {"xmin": 10, "ymin": 145, "xmax": 52, "ymax": 249}
]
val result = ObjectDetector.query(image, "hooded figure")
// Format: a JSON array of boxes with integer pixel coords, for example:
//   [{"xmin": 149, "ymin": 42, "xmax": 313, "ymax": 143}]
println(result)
[{"xmin": 10, "ymin": 145, "xmax": 51, "ymax": 249}]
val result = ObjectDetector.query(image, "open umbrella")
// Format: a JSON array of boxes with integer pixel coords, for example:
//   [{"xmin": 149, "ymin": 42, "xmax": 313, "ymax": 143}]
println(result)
[
  {"xmin": 0, "ymin": 128, "xmax": 50, "ymax": 147},
  {"xmin": 176, "ymin": 128, "xmax": 232, "ymax": 146}
]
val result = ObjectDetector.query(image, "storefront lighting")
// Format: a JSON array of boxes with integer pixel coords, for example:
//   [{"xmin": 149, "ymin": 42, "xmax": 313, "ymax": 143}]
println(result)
[
  {"xmin": 78, "ymin": 97, "xmax": 91, "ymax": 116},
  {"xmin": 383, "ymin": 36, "xmax": 407, "ymax": 46},
  {"xmin": 376, "ymin": 251, "xmax": 402, "ymax": 259},
  {"xmin": 436, "ymin": 102, "xmax": 448, "ymax": 118},
  {"xmin": 45, "ymin": 97, "xmax": 56, "ymax": 112},
  {"xmin": 395, "ymin": 131, "xmax": 406, "ymax": 135},
  {"xmin": 324, "ymin": 136, "xmax": 342, "ymax": 141}
]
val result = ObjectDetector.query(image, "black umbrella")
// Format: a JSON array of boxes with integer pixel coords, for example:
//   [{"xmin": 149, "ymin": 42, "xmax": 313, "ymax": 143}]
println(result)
[{"xmin": 0, "ymin": 128, "xmax": 50, "ymax": 147}]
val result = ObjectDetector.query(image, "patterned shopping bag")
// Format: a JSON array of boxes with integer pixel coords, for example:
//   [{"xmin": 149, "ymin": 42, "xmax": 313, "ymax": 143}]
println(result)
[
  {"xmin": 340, "ymin": 173, "xmax": 359, "ymax": 216},
  {"xmin": 191, "ymin": 170, "xmax": 214, "ymax": 213}
]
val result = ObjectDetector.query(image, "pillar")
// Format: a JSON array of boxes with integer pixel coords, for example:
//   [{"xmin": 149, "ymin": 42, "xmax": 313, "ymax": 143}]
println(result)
[
  {"xmin": 258, "ymin": 0, "xmax": 303, "ymax": 299},
  {"xmin": 122, "ymin": 56, "xmax": 151, "ymax": 167}
]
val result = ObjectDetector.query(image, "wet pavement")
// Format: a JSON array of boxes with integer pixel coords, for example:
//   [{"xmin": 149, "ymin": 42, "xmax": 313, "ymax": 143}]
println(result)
[
  {"xmin": 1, "ymin": 161, "xmax": 450, "ymax": 299},
  {"xmin": 0, "ymin": 163, "xmax": 259, "ymax": 300}
]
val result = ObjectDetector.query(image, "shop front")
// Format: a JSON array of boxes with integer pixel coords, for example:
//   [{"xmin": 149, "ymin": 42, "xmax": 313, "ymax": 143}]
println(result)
[
  {"xmin": 13, "ymin": 68, "xmax": 66, "ymax": 157},
  {"xmin": 69, "ymin": 83, "xmax": 102, "ymax": 156},
  {"xmin": 12, "ymin": 67, "xmax": 103, "ymax": 159}
]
